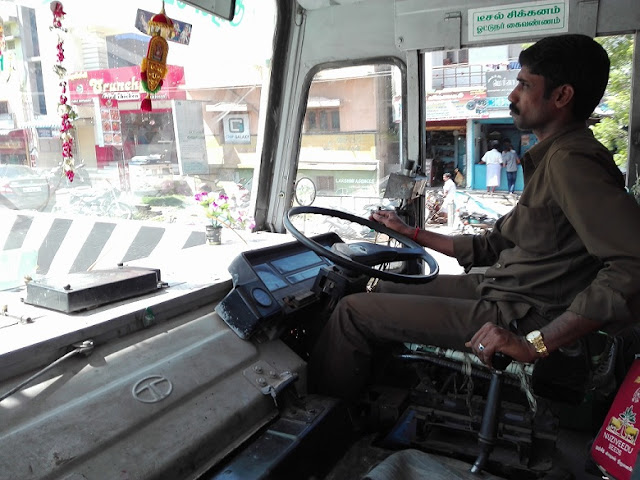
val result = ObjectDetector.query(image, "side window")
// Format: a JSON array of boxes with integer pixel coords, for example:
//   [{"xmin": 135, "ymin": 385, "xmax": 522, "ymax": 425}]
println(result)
[{"xmin": 298, "ymin": 64, "xmax": 402, "ymax": 212}]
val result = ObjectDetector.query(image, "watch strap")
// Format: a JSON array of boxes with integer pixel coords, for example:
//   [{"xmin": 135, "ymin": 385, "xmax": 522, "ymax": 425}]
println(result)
[{"xmin": 526, "ymin": 330, "xmax": 549, "ymax": 357}]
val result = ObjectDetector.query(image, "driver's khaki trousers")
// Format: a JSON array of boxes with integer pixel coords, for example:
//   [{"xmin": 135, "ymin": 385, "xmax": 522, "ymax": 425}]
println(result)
[{"xmin": 308, "ymin": 274, "xmax": 547, "ymax": 401}]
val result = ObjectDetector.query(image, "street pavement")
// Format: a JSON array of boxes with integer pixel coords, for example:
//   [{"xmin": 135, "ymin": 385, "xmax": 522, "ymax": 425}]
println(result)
[{"xmin": 424, "ymin": 190, "xmax": 518, "ymax": 275}]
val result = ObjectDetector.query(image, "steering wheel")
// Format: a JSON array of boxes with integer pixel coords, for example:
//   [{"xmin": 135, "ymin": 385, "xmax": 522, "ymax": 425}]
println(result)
[{"xmin": 284, "ymin": 206, "xmax": 439, "ymax": 284}]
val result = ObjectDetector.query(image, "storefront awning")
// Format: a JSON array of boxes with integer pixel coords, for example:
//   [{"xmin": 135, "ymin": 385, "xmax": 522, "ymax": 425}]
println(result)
[
  {"xmin": 426, "ymin": 119, "xmax": 466, "ymax": 133},
  {"xmin": 18, "ymin": 118, "xmax": 60, "ymax": 129},
  {"xmin": 0, "ymin": 128, "xmax": 27, "ymax": 137},
  {"xmin": 206, "ymin": 103, "xmax": 248, "ymax": 112}
]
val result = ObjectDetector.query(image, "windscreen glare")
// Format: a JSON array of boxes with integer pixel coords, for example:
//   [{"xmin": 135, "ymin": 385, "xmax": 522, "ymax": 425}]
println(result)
[{"xmin": 0, "ymin": 0, "xmax": 275, "ymax": 282}]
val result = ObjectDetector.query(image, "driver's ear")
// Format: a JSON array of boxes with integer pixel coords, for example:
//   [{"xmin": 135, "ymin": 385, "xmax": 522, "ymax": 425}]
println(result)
[{"xmin": 552, "ymin": 83, "xmax": 574, "ymax": 111}]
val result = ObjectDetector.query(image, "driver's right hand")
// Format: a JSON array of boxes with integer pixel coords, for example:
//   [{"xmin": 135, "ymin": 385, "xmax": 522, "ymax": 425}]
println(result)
[{"xmin": 370, "ymin": 209, "xmax": 412, "ymax": 237}]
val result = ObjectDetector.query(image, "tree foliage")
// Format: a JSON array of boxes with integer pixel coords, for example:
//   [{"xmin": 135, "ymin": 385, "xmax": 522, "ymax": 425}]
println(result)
[{"xmin": 592, "ymin": 35, "xmax": 634, "ymax": 168}]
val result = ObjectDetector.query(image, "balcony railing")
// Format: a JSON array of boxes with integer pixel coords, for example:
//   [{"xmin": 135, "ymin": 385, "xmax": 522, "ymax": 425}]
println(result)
[{"xmin": 431, "ymin": 64, "xmax": 489, "ymax": 90}]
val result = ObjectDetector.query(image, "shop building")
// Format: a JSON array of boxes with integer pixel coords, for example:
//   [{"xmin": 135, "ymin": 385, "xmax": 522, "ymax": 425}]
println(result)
[{"xmin": 424, "ymin": 45, "xmax": 528, "ymax": 192}]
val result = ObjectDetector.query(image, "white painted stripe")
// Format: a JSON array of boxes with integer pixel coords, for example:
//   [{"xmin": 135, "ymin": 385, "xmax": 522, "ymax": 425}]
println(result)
[
  {"xmin": 145, "ymin": 225, "xmax": 185, "ymax": 260},
  {"xmin": 90, "ymin": 221, "xmax": 142, "ymax": 271},
  {"xmin": 21, "ymin": 214, "xmax": 56, "ymax": 254}
]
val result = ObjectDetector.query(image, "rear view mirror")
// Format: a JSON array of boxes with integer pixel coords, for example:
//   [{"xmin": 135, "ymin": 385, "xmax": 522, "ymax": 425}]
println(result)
[{"xmin": 180, "ymin": 0, "xmax": 236, "ymax": 21}]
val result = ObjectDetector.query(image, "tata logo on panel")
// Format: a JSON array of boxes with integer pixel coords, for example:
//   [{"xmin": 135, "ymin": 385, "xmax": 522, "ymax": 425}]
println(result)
[{"xmin": 224, "ymin": 113, "xmax": 251, "ymax": 144}]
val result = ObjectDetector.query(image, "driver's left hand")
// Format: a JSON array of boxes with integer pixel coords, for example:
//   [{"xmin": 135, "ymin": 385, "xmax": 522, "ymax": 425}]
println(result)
[{"xmin": 465, "ymin": 322, "xmax": 538, "ymax": 367}]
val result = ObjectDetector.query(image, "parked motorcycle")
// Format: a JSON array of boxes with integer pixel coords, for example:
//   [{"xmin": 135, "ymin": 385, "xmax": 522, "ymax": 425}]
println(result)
[
  {"xmin": 47, "ymin": 162, "xmax": 92, "ymax": 191},
  {"xmin": 458, "ymin": 208, "xmax": 497, "ymax": 234},
  {"xmin": 53, "ymin": 181, "xmax": 133, "ymax": 219},
  {"xmin": 425, "ymin": 190, "xmax": 447, "ymax": 225}
]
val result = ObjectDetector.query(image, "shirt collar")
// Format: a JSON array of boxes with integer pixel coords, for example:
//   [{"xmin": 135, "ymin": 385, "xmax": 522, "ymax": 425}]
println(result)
[{"xmin": 524, "ymin": 123, "xmax": 589, "ymax": 167}]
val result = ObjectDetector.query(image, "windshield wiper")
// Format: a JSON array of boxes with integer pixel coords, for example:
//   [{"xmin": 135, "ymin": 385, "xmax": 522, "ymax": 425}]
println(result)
[{"xmin": 0, "ymin": 340, "xmax": 94, "ymax": 403}]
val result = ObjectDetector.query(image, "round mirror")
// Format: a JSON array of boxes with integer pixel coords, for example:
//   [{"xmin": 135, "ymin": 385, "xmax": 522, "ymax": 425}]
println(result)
[{"xmin": 294, "ymin": 177, "xmax": 317, "ymax": 206}]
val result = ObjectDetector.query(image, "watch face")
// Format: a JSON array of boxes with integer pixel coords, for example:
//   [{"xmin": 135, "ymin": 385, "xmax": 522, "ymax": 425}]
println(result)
[
  {"xmin": 526, "ymin": 330, "xmax": 548, "ymax": 356},
  {"xmin": 526, "ymin": 330, "xmax": 541, "ymax": 342}
]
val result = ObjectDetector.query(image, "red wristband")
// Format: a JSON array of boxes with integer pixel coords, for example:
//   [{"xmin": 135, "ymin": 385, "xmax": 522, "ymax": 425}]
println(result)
[{"xmin": 412, "ymin": 227, "xmax": 420, "ymax": 241}]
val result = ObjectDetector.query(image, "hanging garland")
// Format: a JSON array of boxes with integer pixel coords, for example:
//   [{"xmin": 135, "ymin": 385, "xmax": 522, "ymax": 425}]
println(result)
[
  {"xmin": 140, "ymin": 2, "xmax": 173, "ymax": 112},
  {"xmin": 51, "ymin": 1, "xmax": 76, "ymax": 182}
]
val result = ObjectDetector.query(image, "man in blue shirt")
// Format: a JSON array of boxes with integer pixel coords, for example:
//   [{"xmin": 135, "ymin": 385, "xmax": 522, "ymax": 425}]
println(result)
[{"xmin": 502, "ymin": 139, "xmax": 520, "ymax": 194}]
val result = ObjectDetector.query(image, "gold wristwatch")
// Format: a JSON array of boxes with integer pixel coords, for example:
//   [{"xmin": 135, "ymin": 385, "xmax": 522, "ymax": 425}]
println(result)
[{"xmin": 525, "ymin": 330, "xmax": 549, "ymax": 357}]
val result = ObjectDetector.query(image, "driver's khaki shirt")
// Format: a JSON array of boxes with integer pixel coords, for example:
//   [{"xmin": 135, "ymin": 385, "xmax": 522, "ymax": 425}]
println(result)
[{"xmin": 453, "ymin": 125, "xmax": 640, "ymax": 328}]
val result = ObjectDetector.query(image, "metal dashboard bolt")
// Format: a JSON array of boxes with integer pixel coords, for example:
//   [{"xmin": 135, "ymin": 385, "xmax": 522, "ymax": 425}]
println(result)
[{"xmin": 243, "ymin": 360, "xmax": 299, "ymax": 407}]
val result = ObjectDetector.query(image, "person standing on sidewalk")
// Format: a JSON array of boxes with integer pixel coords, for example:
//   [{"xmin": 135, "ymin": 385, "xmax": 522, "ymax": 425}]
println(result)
[
  {"xmin": 481, "ymin": 140, "xmax": 503, "ymax": 195},
  {"xmin": 502, "ymin": 140, "xmax": 521, "ymax": 195},
  {"xmin": 442, "ymin": 172, "xmax": 456, "ymax": 227}
]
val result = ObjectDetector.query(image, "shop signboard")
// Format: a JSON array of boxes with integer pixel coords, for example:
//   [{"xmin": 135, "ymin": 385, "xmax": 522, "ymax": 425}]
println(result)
[
  {"xmin": 468, "ymin": 0, "xmax": 569, "ymax": 42},
  {"xmin": 93, "ymin": 97, "xmax": 123, "ymax": 148},
  {"xmin": 486, "ymin": 70, "xmax": 519, "ymax": 97},
  {"xmin": 223, "ymin": 113, "xmax": 251, "ymax": 144},
  {"xmin": 68, "ymin": 66, "xmax": 186, "ymax": 106},
  {"xmin": 172, "ymin": 100, "xmax": 209, "ymax": 175},
  {"xmin": 36, "ymin": 128, "xmax": 53, "ymax": 138},
  {"xmin": 426, "ymin": 89, "xmax": 488, "ymax": 120},
  {"xmin": 486, "ymin": 97, "xmax": 511, "ymax": 109},
  {"xmin": 0, "ymin": 129, "xmax": 26, "ymax": 156}
]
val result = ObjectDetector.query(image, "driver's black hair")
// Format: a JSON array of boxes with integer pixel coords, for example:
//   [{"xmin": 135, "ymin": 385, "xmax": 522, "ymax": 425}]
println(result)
[{"xmin": 518, "ymin": 34, "xmax": 610, "ymax": 121}]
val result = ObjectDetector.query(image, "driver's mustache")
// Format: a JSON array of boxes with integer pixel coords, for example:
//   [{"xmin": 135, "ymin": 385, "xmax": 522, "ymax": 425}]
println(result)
[{"xmin": 509, "ymin": 103, "xmax": 520, "ymax": 115}]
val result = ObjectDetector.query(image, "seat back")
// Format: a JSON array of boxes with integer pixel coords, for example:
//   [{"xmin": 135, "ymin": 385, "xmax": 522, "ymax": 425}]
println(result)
[{"xmin": 532, "ymin": 332, "xmax": 619, "ymax": 405}]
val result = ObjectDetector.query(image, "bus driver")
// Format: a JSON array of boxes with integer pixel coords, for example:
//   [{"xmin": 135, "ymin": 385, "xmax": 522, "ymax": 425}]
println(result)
[{"xmin": 309, "ymin": 34, "xmax": 640, "ymax": 402}]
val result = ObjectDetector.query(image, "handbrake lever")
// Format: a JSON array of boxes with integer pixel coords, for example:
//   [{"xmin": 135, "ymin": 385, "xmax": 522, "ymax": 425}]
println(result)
[{"xmin": 470, "ymin": 351, "xmax": 513, "ymax": 474}]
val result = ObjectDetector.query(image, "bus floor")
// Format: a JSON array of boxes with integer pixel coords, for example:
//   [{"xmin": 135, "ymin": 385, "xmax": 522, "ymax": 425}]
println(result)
[{"xmin": 324, "ymin": 421, "xmax": 605, "ymax": 479}]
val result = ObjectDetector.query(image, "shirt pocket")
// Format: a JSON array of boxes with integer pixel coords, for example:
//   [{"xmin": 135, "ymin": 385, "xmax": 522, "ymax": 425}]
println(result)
[{"xmin": 502, "ymin": 204, "xmax": 559, "ymax": 254}]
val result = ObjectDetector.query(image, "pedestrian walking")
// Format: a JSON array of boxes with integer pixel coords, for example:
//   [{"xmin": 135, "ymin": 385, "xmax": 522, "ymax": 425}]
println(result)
[
  {"xmin": 442, "ymin": 172, "xmax": 456, "ymax": 227},
  {"xmin": 481, "ymin": 140, "xmax": 503, "ymax": 195},
  {"xmin": 502, "ymin": 139, "xmax": 520, "ymax": 194}
]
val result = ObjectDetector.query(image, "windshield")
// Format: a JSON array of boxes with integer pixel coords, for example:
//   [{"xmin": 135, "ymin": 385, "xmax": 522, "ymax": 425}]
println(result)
[{"xmin": 0, "ymin": 0, "xmax": 275, "ymax": 287}]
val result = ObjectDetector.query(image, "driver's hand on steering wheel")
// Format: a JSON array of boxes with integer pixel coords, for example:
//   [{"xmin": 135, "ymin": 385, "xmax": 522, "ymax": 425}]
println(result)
[{"xmin": 370, "ymin": 209, "xmax": 412, "ymax": 237}]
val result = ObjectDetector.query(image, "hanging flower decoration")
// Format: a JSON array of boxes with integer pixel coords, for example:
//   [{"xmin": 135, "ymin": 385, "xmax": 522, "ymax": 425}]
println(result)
[
  {"xmin": 140, "ymin": 2, "xmax": 173, "ymax": 112},
  {"xmin": 51, "ymin": 1, "xmax": 76, "ymax": 182}
]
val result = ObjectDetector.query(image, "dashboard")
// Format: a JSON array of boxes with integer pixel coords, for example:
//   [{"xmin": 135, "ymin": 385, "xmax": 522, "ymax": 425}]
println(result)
[{"xmin": 215, "ymin": 233, "xmax": 340, "ymax": 339}]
